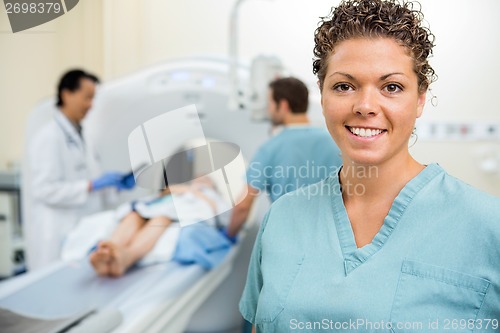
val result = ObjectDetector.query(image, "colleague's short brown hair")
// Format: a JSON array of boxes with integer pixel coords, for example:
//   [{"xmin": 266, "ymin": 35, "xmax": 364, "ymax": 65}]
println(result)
[{"xmin": 269, "ymin": 77, "xmax": 309, "ymax": 114}]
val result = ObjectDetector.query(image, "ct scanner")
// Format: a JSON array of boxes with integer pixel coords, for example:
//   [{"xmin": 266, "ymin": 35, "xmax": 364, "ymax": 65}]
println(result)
[{"xmin": 0, "ymin": 56, "xmax": 279, "ymax": 333}]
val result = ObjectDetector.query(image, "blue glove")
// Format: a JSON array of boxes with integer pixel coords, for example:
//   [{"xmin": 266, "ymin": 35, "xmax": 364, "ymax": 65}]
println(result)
[
  {"xmin": 118, "ymin": 172, "xmax": 136, "ymax": 190},
  {"xmin": 219, "ymin": 227, "xmax": 238, "ymax": 244},
  {"xmin": 91, "ymin": 172, "xmax": 123, "ymax": 191}
]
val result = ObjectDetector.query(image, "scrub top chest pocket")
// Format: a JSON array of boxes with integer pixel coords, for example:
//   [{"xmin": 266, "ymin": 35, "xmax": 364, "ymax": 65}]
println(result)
[
  {"xmin": 390, "ymin": 260, "xmax": 490, "ymax": 333},
  {"xmin": 254, "ymin": 252, "xmax": 305, "ymax": 325}
]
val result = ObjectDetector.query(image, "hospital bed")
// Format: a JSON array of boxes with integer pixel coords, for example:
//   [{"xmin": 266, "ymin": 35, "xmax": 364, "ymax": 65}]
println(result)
[
  {"xmin": 0, "ymin": 241, "xmax": 248, "ymax": 333},
  {"xmin": 2, "ymin": 57, "xmax": 276, "ymax": 333}
]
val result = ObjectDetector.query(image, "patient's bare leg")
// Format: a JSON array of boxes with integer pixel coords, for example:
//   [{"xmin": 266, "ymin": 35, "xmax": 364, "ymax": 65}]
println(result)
[
  {"xmin": 107, "ymin": 216, "xmax": 172, "ymax": 277},
  {"xmin": 90, "ymin": 242, "xmax": 112, "ymax": 276},
  {"xmin": 109, "ymin": 211, "xmax": 146, "ymax": 247},
  {"xmin": 90, "ymin": 212, "xmax": 144, "ymax": 276}
]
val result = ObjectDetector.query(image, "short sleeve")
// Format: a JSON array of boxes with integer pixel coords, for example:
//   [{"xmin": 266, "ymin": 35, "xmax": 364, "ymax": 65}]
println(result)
[
  {"xmin": 246, "ymin": 146, "xmax": 270, "ymax": 192},
  {"xmin": 239, "ymin": 210, "xmax": 271, "ymax": 323}
]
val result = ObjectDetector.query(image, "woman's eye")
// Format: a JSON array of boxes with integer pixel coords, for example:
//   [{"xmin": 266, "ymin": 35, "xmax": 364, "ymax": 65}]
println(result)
[
  {"xmin": 385, "ymin": 83, "xmax": 402, "ymax": 93},
  {"xmin": 334, "ymin": 84, "xmax": 352, "ymax": 92}
]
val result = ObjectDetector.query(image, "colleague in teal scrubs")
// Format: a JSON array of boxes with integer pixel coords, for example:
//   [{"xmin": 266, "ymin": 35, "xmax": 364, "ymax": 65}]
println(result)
[
  {"xmin": 239, "ymin": 1, "xmax": 500, "ymax": 332},
  {"xmin": 227, "ymin": 77, "xmax": 342, "ymax": 237}
]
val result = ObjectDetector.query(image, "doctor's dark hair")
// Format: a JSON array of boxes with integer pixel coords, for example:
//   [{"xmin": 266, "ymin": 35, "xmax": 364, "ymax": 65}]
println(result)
[
  {"xmin": 313, "ymin": 0, "xmax": 436, "ymax": 93},
  {"xmin": 56, "ymin": 69, "xmax": 100, "ymax": 107},
  {"xmin": 269, "ymin": 77, "xmax": 309, "ymax": 114}
]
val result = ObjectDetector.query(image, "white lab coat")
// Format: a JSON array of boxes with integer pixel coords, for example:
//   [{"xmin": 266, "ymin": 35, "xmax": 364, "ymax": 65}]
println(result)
[{"xmin": 24, "ymin": 111, "xmax": 115, "ymax": 271}]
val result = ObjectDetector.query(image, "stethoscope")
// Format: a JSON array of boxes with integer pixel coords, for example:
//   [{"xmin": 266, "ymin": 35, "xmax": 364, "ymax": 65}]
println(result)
[
  {"xmin": 55, "ymin": 115, "xmax": 84, "ymax": 150},
  {"xmin": 54, "ymin": 115, "xmax": 89, "ymax": 173}
]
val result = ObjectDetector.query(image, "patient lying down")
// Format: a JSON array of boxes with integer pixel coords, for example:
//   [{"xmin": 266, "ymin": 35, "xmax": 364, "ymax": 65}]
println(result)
[{"xmin": 90, "ymin": 176, "xmax": 230, "ymax": 277}]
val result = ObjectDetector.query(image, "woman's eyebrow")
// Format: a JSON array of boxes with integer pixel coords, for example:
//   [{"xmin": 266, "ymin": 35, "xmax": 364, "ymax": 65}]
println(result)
[
  {"xmin": 329, "ymin": 72, "xmax": 355, "ymax": 80},
  {"xmin": 329, "ymin": 72, "xmax": 406, "ymax": 81},
  {"xmin": 380, "ymin": 72, "xmax": 405, "ymax": 81}
]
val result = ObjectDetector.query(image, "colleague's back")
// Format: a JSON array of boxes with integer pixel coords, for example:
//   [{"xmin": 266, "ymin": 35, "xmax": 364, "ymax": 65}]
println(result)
[{"xmin": 247, "ymin": 125, "xmax": 341, "ymax": 202}]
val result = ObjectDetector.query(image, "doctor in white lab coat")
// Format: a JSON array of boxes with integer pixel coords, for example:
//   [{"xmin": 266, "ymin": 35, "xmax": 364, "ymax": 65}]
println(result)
[{"xmin": 24, "ymin": 69, "xmax": 134, "ymax": 271}]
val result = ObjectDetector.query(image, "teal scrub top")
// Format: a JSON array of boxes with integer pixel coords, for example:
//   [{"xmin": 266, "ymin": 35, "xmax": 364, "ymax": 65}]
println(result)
[
  {"xmin": 246, "ymin": 126, "xmax": 342, "ymax": 202},
  {"xmin": 239, "ymin": 164, "xmax": 500, "ymax": 332}
]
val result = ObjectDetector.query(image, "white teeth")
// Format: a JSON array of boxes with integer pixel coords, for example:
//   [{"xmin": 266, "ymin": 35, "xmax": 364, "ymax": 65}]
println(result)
[{"xmin": 349, "ymin": 127, "xmax": 383, "ymax": 138}]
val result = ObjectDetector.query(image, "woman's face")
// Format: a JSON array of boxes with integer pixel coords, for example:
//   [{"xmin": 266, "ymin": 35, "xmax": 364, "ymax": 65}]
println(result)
[{"xmin": 321, "ymin": 37, "xmax": 426, "ymax": 167}]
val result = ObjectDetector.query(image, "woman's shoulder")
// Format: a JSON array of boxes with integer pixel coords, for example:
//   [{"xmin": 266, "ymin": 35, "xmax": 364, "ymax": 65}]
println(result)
[
  {"xmin": 259, "ymin": 178, "xmax": 336, "ymax": 244},
  {"xmin": 437, "ymin": 166, "xmax": 500, "ymax": 206},
  {"xmin": 429, "ymin": 164, "xmax": 500, "ymax": 230},
  {"xmin": 265, "ymin": 177, "xmax": 336, "ymax": 222}
]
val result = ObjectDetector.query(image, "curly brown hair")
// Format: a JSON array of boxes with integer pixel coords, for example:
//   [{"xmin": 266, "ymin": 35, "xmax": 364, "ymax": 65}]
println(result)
[{"xmin": 313, "ymin": 0, "xmax": 436, "ymax": 93}]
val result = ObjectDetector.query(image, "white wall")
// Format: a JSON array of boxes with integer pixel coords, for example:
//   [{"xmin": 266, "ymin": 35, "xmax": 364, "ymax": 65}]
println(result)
[
  {"xmin": 410, "ymin": 0, "xmax": 500, "ymax": 195},
  {"xmin": 0, "ymin": 0, "xmax": 103, "ymax": 169},
  {"xmin": 101, "ymin": 0, "xmax": 333, "ymax": 82},
  {"xmin": 1, "ymin": 0, "xmax": 500, "ymax": 194}
]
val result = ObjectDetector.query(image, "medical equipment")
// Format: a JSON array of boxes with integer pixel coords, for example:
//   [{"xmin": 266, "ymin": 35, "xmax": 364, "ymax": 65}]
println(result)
[
  {"xmin": 4, "ymin": 56, "xmax": 274, "ymax": 332},
  {"xmin": 249, "ymin": 56, "xmax": 284, "ymax": 121},
  {"xmin": 228, "ymin": 0, "xmax": 283, "ymax": 116},
  {"xmin": 0, "ymin": 170, "xmax": 23, "ymax": 278}
]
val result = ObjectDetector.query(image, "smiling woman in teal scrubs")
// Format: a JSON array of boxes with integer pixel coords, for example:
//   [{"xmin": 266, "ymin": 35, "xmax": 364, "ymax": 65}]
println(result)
[{"xmin": 239, "ymin": 1, "xmax": 500, "ymax": 332}]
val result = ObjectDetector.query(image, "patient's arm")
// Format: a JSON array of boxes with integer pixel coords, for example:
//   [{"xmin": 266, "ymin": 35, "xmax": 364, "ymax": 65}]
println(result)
[
  {"xmin": 167, "ymin": 175, "xmax": 214, "ymax": 195},
  {"xmin": 167, "ymin": 184, "xmax": 191, "ymax": 194},
  {"xmin": 169, "ymin": 178, "xmax": 219, "ymax": 214},
  {"xmin": 190, "ymin": 187, "xmax": 218, "ymax": 214},
  {"xmin": 226, "ymin": 185, "xmax": 258, "ymax": 237}
]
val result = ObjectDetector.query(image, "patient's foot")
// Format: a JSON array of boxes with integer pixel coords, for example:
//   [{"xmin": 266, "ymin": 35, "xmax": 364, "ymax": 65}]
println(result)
[
  {"xmin": 90, "ymin": 242, "xmax": 112, "ymax": 276},
  {"xmin": 105, "ymin": 241, "xmax": 134, "ymax": 277}
]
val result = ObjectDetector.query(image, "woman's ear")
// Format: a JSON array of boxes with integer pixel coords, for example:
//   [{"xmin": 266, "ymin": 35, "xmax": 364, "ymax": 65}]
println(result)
[
  {"xmin": 416, "ymin": 91, "xmax": 426, "ymax": 118},
  {"xmin": 318, "ymin": 80, "xmax": 325, "ymax": 112}
]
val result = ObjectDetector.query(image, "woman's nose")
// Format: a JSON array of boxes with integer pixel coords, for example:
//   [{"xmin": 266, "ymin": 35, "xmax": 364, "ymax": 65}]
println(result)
[{"xmin": 353, "ymin": 88, "xmax": 379, "ymax": 117}]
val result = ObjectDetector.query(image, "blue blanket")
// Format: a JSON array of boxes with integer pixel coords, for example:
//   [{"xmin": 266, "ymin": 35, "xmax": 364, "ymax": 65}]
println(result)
[{"xmin": 172, "ymin": 224, "xmax": 233, "ymax": 269}]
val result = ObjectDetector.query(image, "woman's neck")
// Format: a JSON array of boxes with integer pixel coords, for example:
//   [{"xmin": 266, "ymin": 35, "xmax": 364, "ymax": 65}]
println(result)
[{"xmin": 340, "ymin": 155, "xmax": 424, "ymax": 204}]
